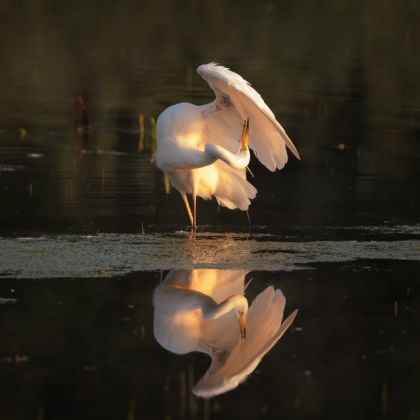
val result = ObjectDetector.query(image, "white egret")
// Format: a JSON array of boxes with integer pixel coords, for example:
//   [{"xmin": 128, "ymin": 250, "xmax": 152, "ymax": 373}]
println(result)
[
  {"xmin": 153, "ymin": 269, "xmax": 298, "ymax": 397},
  {"xmin": 156, "ymin": 63, "xmax": 300, "ymax": 229}
]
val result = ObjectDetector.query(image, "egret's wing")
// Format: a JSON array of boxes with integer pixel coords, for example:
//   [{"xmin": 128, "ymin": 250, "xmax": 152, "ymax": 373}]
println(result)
[
  {"xmin": 197, "ymin": 63, "xmax": 300, "ymax": 172},
  {"xmin": 193, "ymin": 286, "xmax": 298, "ymax": 398}
]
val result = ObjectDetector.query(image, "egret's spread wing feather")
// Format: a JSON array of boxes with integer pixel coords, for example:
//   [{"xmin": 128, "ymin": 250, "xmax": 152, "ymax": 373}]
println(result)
[{"xmin": 197, "ymin": 63, "xmax": 300, "ymax": 172}]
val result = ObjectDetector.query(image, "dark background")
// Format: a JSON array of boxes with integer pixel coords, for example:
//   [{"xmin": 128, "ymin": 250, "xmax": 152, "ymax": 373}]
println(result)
[{"xmin": 0, "ymin": 0, "xmax": 419, "ymax": 233}]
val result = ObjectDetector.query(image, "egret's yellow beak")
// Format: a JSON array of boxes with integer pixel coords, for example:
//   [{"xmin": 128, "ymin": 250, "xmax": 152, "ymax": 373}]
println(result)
[
  {"xmin": 238, "ymin": 311, "xmax": 247, "ymax": 339},
  {"xmin": 240, "ymin": 118, "xmax": 249, "ymax": 151}
]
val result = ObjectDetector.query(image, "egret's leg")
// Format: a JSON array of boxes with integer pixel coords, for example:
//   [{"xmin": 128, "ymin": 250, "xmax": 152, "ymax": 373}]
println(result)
[
  {"xmin": 246, "ymin": 210, "xmax": 251, "ymax": 225},
  {"xmin": 192, "ymin": 175, "xmax": 200, "ymax": 229},
  {"xmin": 181, "ymin": 193, "xmax": 193, "ymax": 227}
]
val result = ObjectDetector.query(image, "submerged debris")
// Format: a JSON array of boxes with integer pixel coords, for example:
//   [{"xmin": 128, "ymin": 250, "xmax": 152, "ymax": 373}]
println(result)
[
  {"xmin": 74, "ymin": 93, "xmax": 91, "ymax": 135},
  {"xmin": 0, "ymin": 297, "xmax": 18, "ymax": 304},
  {"xmin": 336, "ymin": 143, "xmax": 346, "ymax": 151},
  {"xmin": 138, "ymin": 113, "xmax": 145, "ymax": 151},
  {"xmin": 149, "ymin": 116, "xmax": 157, "ymax": 163},
  {"xmin": 1, "ymin": 354, "xmax": 29, "ymax": 365},
  {"xmin": 19, "ymin": 128, "xmax": 27, "ymax": 140}
]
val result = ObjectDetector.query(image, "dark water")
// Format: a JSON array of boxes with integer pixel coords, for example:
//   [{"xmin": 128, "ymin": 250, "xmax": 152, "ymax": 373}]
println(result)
[
  {"xmin": 1, "ymin": 264, "xmax": 419, "ymax": 419},
  {"xmin": 1, "ymin": 0, "xmax": 419, "ymax": 232},
  {"xmin": 1, "ymin": 0, "xmax": 420, "ymax": 419}
]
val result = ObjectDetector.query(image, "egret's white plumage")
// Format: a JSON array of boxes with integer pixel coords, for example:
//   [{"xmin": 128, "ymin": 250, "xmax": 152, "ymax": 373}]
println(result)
[
  {"xmin": 156, "ymin": 63, "xmax": 300, "ymax": 227},
  {"xmin": 153, "ymin": 269, "xmax": 298, "ymax": 398}
]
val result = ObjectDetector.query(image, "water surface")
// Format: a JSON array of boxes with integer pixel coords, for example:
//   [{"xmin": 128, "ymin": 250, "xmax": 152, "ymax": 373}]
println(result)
[
  {"xmin": 1, "ymin": 263, "xmax": 419, "ymax": 419},
  {"xmin": 0, "ymin": 227, "xmax": 419, "ymax": 278},
  {"xmin": 0, "ymin": 0, "xmax": 419, "ymax": 419}
]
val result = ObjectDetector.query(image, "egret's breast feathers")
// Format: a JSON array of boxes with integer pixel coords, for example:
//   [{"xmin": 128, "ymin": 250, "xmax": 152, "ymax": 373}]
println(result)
[{"xmin": 156, "ymin": 103, "xmax": 206, "ymax": 171}]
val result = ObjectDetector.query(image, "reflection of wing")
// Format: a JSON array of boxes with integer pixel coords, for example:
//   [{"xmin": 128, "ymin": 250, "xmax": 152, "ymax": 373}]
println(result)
[
  {"xmin": 197, "ymin": 63, "xmax": 300, "ymax": 172},
  {"xmin": 193, "ymin": 286, "xmax": 298, "ymax": 398}
]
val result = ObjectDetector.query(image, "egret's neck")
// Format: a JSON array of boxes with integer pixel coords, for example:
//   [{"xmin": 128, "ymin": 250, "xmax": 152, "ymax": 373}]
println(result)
[
  {"xmin": 167, "ymin": 144, "xmax": 250, "ymax": 171},
  {"xmin": 205, "ymin": 144, "xmax": 250, "ymax": 170},
  {"xmin": 203, "ymin": 294, "xmax": 248, "ymax": 320},
  {"xmin": 179, "ymin": 148, "xmax": 218, "ymax": 169}
]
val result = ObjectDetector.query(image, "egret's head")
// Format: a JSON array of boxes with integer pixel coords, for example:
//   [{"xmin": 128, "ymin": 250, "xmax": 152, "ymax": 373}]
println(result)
[{"xmin": 240, "ymin": 118, "xmax": 249, "ymax": 151}]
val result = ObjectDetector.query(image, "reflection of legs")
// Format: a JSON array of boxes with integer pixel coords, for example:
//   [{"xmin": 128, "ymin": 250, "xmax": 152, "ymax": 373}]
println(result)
[{"xmin": 181, "ymin": 193, "xmax": 193, "ymax": 227}]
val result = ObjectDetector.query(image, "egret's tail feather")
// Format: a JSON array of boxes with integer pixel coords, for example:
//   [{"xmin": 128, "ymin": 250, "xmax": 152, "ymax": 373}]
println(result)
[{"xmin": 213, "ymin": 161, "xmax": 257, "ymax": 211}]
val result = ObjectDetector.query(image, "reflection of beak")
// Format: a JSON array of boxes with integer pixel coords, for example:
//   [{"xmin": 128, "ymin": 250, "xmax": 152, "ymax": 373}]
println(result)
[
  {"xmin": 240, "ymin": 118, "xmax": 249, "ymax": 151},
  {"xmin": 238, "ymin": 312, "xmax": 247, "ymax": 339}
]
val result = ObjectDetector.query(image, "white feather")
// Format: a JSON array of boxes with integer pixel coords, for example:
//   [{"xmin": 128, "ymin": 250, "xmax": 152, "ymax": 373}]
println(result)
[
  {"xmin": 155, "ymin": 63, "xmax": 300, "ymax": 223},
  {"xmin": 197, "ymin": 63, "xmax": 300, "ymax": 171}
]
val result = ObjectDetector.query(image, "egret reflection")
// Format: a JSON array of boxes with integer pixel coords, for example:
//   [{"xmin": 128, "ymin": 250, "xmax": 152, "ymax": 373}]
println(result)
[{"xmin": 153, "ymin": 269, "xmax": 297, "ymax": 398}]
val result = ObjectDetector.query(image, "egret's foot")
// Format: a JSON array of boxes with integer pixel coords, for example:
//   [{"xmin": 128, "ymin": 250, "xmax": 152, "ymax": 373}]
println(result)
[
  {"xmin": 189, "ymin": 225, "xmax": 197, "ymax": 239},
  {"xmin": 238, "ymin": 311, "xmax": 247, "ymax": 340}
]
